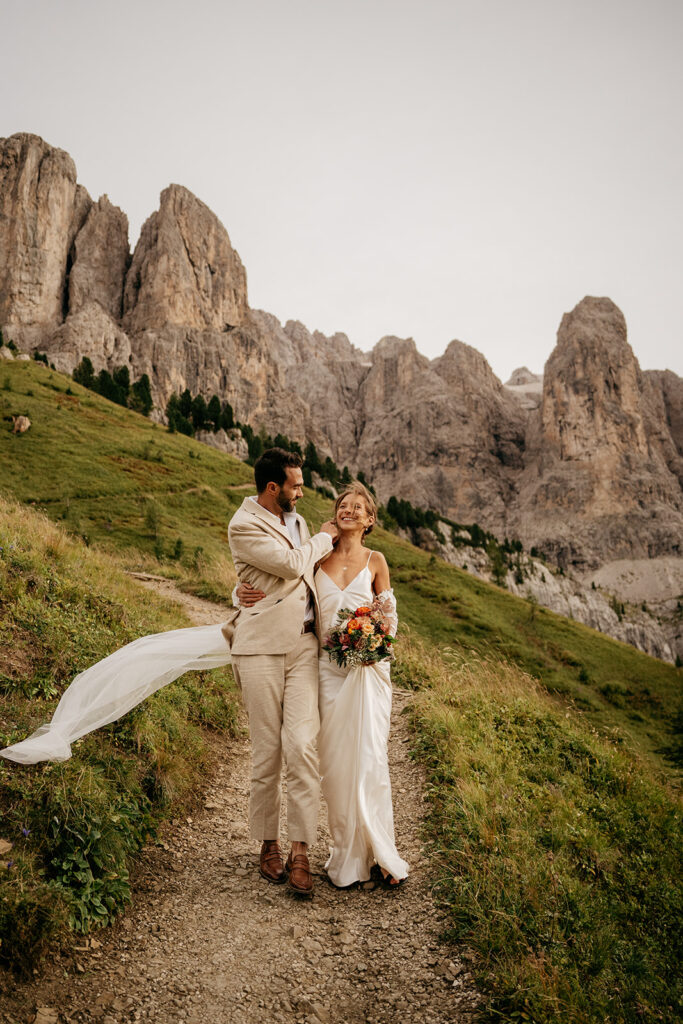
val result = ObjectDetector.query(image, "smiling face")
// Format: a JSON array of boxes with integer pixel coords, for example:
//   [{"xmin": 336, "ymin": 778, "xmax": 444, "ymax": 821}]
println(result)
[
  {"xmin": 334, "ymin": 489, "xmax": 376, "ymax": 535},
  {"xmin": 275, "ymin": 466, "xmax": 304, "ymax": 513}
]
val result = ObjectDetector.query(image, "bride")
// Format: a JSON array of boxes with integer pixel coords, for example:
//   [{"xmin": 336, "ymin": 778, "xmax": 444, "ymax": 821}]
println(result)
[{"xmin": 315, "ymin": 484, "xmax": 408, "ymax": 888}]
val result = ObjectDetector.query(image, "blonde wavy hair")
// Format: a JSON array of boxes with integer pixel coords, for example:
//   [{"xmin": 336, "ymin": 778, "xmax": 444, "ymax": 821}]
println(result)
[{"xmin": 334, "ymin": 483, "xmax": 377, "ymax": 536}]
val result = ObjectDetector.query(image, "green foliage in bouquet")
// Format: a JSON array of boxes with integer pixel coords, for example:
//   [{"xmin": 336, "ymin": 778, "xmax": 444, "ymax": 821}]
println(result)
[{"xmin": 322, "ymin": 603, "xmax": 395, "ymax": 668}]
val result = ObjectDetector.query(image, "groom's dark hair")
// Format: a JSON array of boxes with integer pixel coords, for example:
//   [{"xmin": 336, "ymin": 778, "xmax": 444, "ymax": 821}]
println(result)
[{"xmin": 254, "ymin": 447, "xmax": 303, "ymax": 492}]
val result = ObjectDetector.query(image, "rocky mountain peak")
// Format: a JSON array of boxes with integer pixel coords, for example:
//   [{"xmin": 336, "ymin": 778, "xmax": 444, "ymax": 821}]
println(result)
[
  {"xmin": 361, "ymin": 336, "xmax": 430, "ymax": 406},
  {"xmin": 541, "ymin": 295, "xmax": 648, "ymax": 458},
  {"xmin": 434, "ymin": 338, "xmax": 503, "ymax": 391},
  {"xmin": 0, "ymin": 132, "xmax": 90, "ymax": 342},
  {"xmin": 1, "ymin": 134, "xmax": 681, "ymax": 576},
  {"xmin": 510, "ymin": 296, "xmax": 682, "ymax": 569},
  {"xmin": 372, "ymin": 334, "xmax": 421, "ymax": 359},
  {"xmin": 68, "ymin": 194, "xmax": 130, "ymax": 320},
  {"xmin": 505, "ymin": 366, "xmax": 541, "ymax": 386},
  {"xmin": 123, "ymin": 184, "xmax": 248, "ymax": 333}
]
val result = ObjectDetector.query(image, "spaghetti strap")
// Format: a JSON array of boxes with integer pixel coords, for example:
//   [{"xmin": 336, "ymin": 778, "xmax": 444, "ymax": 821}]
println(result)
[{"xmin": 366, "ymin": 549, "xmax": 373, "ymax": 568}]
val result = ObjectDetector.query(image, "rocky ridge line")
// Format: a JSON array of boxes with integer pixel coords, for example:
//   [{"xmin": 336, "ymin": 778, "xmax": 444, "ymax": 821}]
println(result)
[{"xmin": 1, "ymin": 132, "xmax": 682, "ymax": 577}]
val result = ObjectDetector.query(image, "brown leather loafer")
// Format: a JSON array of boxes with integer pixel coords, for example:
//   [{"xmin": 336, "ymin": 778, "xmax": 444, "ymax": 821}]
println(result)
[
  {"xmin": 286, "ymin": 851, "xmax": 314, "ymax": 898},
  {"xmin": 259, "ymin": 840, "xmax": 286, "ymax": 884}
]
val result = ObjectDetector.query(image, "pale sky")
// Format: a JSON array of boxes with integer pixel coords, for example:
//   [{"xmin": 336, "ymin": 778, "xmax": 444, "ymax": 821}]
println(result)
[{"xmin": 4, "ymin": 0, "xmax": 682, "ymax": 380}]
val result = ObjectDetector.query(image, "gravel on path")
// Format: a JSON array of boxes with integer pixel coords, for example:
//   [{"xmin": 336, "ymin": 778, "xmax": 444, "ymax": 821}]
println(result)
[{"xmin": 1, "ymin": 579, "xmax": 481, "ymax": 1024}]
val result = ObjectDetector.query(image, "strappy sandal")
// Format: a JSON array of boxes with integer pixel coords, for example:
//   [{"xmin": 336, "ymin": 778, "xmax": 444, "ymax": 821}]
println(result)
[{"xmin": 371, "ymin": 864, "xmax": 406, "ymax": 891}]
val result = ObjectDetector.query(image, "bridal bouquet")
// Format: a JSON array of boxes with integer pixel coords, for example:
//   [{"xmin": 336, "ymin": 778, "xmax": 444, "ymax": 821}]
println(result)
[{"xmin": 323, "ymin": 600, "xmax": 395, "ymax": 668}]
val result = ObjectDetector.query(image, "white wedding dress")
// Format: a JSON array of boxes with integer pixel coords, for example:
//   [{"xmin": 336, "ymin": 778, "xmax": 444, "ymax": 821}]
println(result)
[
  {"xmin": 316, "ymin": 561, "xmax": 409, "ymax": 888},
  {"xmin": 0, "ymin": 624, "xmax": 233, "ymax": 764}
]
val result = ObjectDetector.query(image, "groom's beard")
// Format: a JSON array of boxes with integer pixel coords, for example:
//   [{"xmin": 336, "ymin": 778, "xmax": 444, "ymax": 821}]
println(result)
[{"xmin": 276, "ymin": 492, "xmax": 295, "ymax": 514}]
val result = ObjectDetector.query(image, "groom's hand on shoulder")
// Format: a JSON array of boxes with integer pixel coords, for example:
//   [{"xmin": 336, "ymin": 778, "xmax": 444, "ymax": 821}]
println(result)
[{"xmin": 320, "ymin": 520, "xmax": 339, "ymax": 543}]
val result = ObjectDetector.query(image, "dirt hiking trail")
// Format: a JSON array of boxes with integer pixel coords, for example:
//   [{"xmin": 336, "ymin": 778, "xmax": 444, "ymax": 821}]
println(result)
[{"xmin": 1, "ymin": 577, "xmax": 481, "ymax": 1024}]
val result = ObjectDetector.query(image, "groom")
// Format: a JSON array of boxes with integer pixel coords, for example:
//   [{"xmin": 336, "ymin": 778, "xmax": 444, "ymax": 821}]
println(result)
[{"xmin": 225, "ymin": 447, "xmax": 337, "ymax": 897}]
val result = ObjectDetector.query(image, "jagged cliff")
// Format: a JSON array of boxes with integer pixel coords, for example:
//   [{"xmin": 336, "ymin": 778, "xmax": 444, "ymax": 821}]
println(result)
[{"xmin": 2, "ymin": 133, "xmax": 682, "ymax": 581}]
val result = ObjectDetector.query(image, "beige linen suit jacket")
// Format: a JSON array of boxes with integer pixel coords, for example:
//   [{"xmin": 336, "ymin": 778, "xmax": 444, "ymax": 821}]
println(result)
[{"xmin": 223, "ymin": 496, "xmax": 333, "ymax": 656}]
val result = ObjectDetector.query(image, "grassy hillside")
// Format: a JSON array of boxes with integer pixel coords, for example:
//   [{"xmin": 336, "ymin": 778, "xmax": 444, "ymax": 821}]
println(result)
[
  {"xmin": 1, "ymin": 357, "xmax": 681, "ymax": 1021},
  {"xmin": 0, "ymin": 495, "xmax": 239, "ymax": 971},
  {"xmin": 1, "ymin": 358, "xmax": 679, "ymax": 777},
  {"xmin": 403, "ymin": 638, "xmax": 681, "ymax": 1023},
  {"xmin": 0, "ymin": 360, "xmax": 248, "ymax": 599}
]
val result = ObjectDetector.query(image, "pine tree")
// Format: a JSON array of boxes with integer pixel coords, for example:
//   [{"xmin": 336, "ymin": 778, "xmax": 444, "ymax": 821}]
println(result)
[
  {"xmin": 96, "ymin": 369, "xmax": 118, "ymax": 403},
  {"xmin": 73, "ymin": 357, "xmax": 95, "ymax": 390},
  {"xmin": 323, "ymin": 456, "xmax": 339, "ymax": 486},
  {"xmin": 166, "ymin": 393, "xmax": 193, "ymax": 435},
  {"xmin": 207, "ymin": 395, "xmax": 222, "ymax": 432},
  {"xmin": 131, "ymin": 374, "xmax": 153, "ymax": 416},
  {"xmin": 304, "ymin": 441, "xmax": 321, "ymax": 473},
  {"xmin": 356, "ymin": 470, "xmax": 375, "ymax": 495},
  {"xmin": 191, "ymin": 394, "xmax": 208, "ymax": 431},
  {"xmin": 220, "ymin": 401, "xmax": 235, "ymax": 431},
  {"xmin": 113, "ymin": 366, "xmax": 131, "ymax": 405},
  {"xmin": 179, "ymin": 388, "xmax": 193, "ymax": 418}
]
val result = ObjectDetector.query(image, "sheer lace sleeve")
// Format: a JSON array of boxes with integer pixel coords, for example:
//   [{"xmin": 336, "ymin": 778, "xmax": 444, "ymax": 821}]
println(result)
[{"xmin": 372, "ymin": 588, "xmax": 398, "ymax": 636}]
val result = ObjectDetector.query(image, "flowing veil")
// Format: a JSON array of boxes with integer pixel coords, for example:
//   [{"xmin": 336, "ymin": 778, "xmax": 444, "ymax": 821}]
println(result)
[{"xmin": 0, "ymin": 623, "xmax": 232, "ymax": 765}]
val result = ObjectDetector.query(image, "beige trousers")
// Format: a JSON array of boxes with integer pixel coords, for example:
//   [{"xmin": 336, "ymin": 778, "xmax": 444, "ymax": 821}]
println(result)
[{"xmin": 232, "ymin": 632, "xmax": 320, "ymax": 847}]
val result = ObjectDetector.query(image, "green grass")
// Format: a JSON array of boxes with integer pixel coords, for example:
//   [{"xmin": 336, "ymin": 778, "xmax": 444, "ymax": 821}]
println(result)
[
  {"xmin": 1, "ymin": 358, "xmax": 682, "ymax": 1019},
  {"xmin": 1, "ymin": 360, "xmax": 679, "ymax": 779},
  {"xmin": 0, "ymin": 359, "xmax": 247, "ymax": 600},
  {"xmin": 372, "ymin": 533, "xmax": 681, "ymax": 778},
  {"xmin": 0, "ymin": 495, "xmax": 239, "ymax": 972},
  {"xmin": 399, "ymin": 636, "xmax": 682, "ymax": 1023}
]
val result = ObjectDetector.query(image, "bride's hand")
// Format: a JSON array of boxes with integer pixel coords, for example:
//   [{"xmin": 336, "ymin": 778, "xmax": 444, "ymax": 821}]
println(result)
[{"xmin": 236, "ymin": 581, "xmax": 266, "ymax": 607}]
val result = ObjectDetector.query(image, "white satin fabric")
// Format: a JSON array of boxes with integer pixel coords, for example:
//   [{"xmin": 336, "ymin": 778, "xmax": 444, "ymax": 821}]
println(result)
[
  {"xmin": 0, "ymin": 624, "xmax": 232, "ymax": 765},
  {"xmin": 316, "ymin": 564, "xmax": 409, "ymax": 887}
]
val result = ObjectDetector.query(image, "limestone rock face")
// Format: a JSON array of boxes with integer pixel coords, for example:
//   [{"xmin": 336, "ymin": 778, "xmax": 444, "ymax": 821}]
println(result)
[
  {"xmin": 511, "ymin": 297, "xmax": 683, "ymax": 569},
  {"xmin": 505, "ymin": 366, "xmax": 541, "ymax": 387},
  {"xmin": 69, "ymin": 196, "xmax": 130, "ymax": 320},
  {"xmin": 45, "ymin": 302, "xmax": 132, "ymax": 376},
  {"xmin": 280, "ymin": 318, "xmax": 368, "ymax": 461},
  {"xmin": 644, "ymin": 369, "xmax": 683, "ymax": 488},
  {"xmin": 540, "ymin": 298, "xmax": 647, "ymax": 459},
  {"xmin": 195, "ymin": 428, "xmax": 249, "ymax": 461},
  {"xmin": 504, "ymin": 366, "xmax": 544, "ymax": 410},
  {"xmin": 426, "ymin": 529, "xmax": 676, "ymax": 662},
  {"xmin": 123, "ymin": 185, "xmax": 248, "ymax": 333},
  {"xmin": 0, "ymin": 133, "xmax": 91, "ymax": 345},
  {"xmin": 354, "ymin": 337, "xmax": 526, "ymax": 529},
  {"xmin": 2, "ymin": 135, "xmax": 681, "ymax": 583}
]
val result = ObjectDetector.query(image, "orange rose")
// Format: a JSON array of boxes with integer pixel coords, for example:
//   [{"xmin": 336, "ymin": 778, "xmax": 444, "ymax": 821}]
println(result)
[
  {"xmin": 347, "ymin": 618, "xmax": 363, "ymax": 632},
  {"xmin": 355, "ymin": 605, "xmax": 372, "ymax": 616}
]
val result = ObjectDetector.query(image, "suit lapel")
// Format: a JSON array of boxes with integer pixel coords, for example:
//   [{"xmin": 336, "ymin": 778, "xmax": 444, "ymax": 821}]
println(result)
[
  {"xmin": 237, "ymin": 498, "xmax": 313, "ymax": 550},
  {"xmin": 246, "ymin": 499, "xmax": 294, "ymax": 547},
  {"xmin": 296, "ymin": 513, "xmax": 311, "ymax": 543}
]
